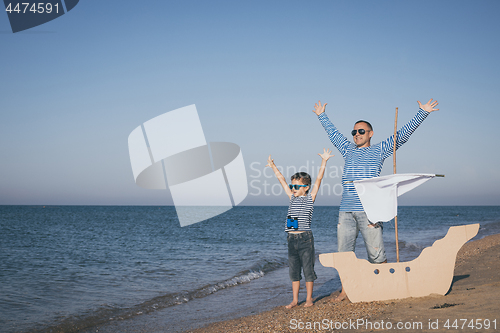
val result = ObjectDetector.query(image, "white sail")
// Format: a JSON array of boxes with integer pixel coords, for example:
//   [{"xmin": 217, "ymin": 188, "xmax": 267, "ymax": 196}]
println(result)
[{"xmin": 353, "ymin": 173, "xmax": 437, "ymax": 223}]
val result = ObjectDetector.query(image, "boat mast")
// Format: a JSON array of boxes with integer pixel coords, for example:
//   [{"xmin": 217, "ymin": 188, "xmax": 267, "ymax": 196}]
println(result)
[{"xmin": 393, "ymin": 107, "xmax": 400, "ymax": 262}]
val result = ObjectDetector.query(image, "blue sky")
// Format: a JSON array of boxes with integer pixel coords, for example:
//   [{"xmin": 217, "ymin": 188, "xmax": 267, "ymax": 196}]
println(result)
[{"xmin": 1, "ymin": 0, "xmax": 499, "ymax": 206}]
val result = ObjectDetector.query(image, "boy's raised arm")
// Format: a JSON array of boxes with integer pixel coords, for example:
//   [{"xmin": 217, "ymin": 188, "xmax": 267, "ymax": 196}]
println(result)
[
  {"xmin": 310, "ymin": 148, "xmax": 334, "ymax": 202},
  {"xmin": 266, "ymin": 155, "xmax": 292, "ymax": 199}
]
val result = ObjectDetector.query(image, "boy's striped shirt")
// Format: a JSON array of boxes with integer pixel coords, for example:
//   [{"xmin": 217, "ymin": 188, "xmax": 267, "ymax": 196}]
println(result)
[{"xmin": 285, "ymin": 194, "xmax": 314, "ymax": 232}]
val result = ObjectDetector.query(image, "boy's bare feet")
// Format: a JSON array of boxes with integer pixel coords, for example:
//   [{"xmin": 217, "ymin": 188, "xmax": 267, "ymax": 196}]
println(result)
[
  {"xmin": 285, "ymin": 301, "xmax": 298, "ymax": 309},
  {"xmin": 303, "ymin": 300, "xmax": 314, "ymax": 307}
]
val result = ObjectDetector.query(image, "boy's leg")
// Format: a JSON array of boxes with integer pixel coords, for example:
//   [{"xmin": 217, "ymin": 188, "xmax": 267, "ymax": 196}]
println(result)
[
  {"xmin": 305, "ymin": 281, "xmax": 314, "ymax": 307},
  {"xmin": 287, "ymin": 233, "xmax": 302, "ymax": 308},
  {"xmin": 297, "ymin": 231, "xmax": 317, "ymax": 306},
  {"xmin": 286, "ymin": 281, "xmax": 300, "ymax": 309}
]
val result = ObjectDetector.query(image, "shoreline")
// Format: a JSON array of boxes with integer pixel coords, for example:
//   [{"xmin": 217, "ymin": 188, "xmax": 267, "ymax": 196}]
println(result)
[{"xmin": 184, "ymin": 233, "xmax": 500, "ymax": 333}]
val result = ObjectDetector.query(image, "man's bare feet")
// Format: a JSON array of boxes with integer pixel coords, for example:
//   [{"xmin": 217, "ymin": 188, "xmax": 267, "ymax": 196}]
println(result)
[
  {"xmin": 285, "ymin": 301, "xmax": 298, "ymax": 309},
  {"xmin": 330, "ymin": 289, "xmax": 347, "ymax": 303}
]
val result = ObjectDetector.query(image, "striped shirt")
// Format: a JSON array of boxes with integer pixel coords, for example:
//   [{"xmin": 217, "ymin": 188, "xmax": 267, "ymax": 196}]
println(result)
[
  {"xmin": 318, "ymin": 108, "xmax": 430, "ymax": 212},
  {"xmin": 285, "ymin": 194, "xmax": 314, "ymax": 232}
]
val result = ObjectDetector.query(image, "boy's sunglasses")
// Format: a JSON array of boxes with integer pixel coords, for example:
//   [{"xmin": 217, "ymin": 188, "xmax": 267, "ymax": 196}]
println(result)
[
  {"xmin": 351, "ymin": 129, "xmax": 369, "ymax": 136},
  {"xmin": 289, "ymin": 184, "xmax": 309, "ymax": 190}
]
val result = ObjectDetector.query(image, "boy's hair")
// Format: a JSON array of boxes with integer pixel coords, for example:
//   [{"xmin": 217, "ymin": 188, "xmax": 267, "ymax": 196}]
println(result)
[{"xmin": 291, "ymin": 172, "xmax": 312, "ymax": 193}]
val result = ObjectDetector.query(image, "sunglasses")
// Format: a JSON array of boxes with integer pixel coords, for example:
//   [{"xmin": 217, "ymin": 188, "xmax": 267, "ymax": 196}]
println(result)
[
  {"xmin": 351, "ymin": 129, "xmax": 370, "ymax": 136},
  {"xmin": 289, "ymin": 184, "xmax": 309, "ymax": 190}
]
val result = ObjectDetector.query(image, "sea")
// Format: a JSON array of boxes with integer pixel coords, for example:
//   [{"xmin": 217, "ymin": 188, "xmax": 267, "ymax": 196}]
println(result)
[{"xmin": 1, "ymin": 205, "xmax": 500, "ymax": 333}]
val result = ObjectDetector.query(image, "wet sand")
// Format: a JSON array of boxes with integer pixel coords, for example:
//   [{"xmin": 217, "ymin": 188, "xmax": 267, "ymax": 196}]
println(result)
[{"xmin": 184, "ymin": 233, "xmax": 500, "ymax": 332}]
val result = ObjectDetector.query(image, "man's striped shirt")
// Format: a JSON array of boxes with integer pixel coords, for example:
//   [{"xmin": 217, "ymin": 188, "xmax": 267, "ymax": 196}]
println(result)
[
  {"xmin": 318, "ymin": 108, "xmax": 430, "ymax": 212},
  {"xmin": 285, "ymin": 194, "xmax": 314, "ymax": 232}
]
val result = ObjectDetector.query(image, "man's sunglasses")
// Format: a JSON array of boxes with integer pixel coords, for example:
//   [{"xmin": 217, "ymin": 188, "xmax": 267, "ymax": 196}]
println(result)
[
  {"xmin": 351, "ymin": 129, "xmax": 369, "ymax": 136},
  {"xmin": 289, "ymin": 184, "xmax": 309, "ymax": 190}
]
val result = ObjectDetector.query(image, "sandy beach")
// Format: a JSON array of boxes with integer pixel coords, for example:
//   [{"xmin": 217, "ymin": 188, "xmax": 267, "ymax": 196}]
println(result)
[{"xmin": 184, "ymin": 233, "xmax": 500, "ymax": 333}]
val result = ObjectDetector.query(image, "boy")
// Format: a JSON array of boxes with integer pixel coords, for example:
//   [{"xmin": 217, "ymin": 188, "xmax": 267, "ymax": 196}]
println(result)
[{"xmin": 266, "ymin": 148, "xmax": 334, "ymax": 308}]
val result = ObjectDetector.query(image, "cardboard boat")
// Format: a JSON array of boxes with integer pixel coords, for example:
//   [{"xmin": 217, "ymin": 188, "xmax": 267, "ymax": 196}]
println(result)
[{"xmin": 319, "ymin": 223, "xmax": 479, "ymax": 303}]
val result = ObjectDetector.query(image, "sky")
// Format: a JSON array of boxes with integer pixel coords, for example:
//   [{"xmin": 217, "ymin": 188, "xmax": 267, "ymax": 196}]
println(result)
[{"xmin": 1, "ymin": 0, "xmax": 499, "ymax": 206}]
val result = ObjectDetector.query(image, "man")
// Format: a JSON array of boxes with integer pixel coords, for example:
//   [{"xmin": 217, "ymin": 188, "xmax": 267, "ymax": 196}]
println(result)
[{"xmin": 313, "ymin": 99, "xmax": 439, "ymax": 301}]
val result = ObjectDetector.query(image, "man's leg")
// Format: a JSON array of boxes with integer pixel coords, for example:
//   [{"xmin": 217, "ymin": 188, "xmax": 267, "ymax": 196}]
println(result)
[
  {"xmin": 337, "ymin": 212, "xmax": 359, "ymax": 252},
  {"xmin": 356, "ymin": 212, "xmax": 387, "ymax": 264},
  {"xmin": 331, "ymin": 212, "xmax": 359, "ymax": 302}
]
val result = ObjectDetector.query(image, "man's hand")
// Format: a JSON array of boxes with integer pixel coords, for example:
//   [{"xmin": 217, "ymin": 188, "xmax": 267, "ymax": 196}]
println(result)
[
  {"xmin": 313, "ymin": 100, "xmax": 327, "ymax": 116},
  {"xmin": 418, "ymin": 99, "xmax": 439, "ymax": 112}
]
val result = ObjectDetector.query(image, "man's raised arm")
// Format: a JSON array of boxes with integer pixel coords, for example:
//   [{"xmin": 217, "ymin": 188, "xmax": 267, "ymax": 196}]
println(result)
[
  {"xmin": 381, "ymin": 99, "xmax": 439, "ymax": 159},
  {"xmin": 312, "ymin": 100, "xmax": 327, "ymax": 116},
  {"xmin": 313, "ymin": 100, "xmax": 350, "ymax": 158},
  {"xmin": 418, "ymin": 99, "xmax": 439, "ymax": 113}
]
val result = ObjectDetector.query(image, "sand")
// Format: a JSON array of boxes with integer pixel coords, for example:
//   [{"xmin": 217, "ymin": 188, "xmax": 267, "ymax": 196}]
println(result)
[{"xmin": 184, "ymin": 233, "xmax": 500, "ymax": 332}]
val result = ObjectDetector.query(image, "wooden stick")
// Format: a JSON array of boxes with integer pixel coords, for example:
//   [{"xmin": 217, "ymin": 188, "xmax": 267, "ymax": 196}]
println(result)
[
  {"xmin": 393, "ymin": 107, "xmax": 398, "ymax": 173},
  {"xmin": 394, "ymin": 107, "xmax": 400, "ymax": 263}
]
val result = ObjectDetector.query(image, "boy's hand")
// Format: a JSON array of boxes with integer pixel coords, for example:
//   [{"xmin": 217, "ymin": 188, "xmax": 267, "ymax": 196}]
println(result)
[
  {"xmin": 312, "ymin": 100, "xmax": 327, "ymax": 116},
  {"xmin": 266, "ymin": 155, "xmax": 275, "ymax": 167},
  {"xmin": 318, "ymin": 148, "xmax": 334, "ymax": 161},
  {"xmin": 417, "ymin": 99, "xmax": 439, "ymax": 112}
]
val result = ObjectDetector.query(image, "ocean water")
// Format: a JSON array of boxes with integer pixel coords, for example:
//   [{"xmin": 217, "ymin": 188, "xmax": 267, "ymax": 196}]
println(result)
[{"xmin": 1, "ymin": 205, "xmax": 499, "ymax": 332}]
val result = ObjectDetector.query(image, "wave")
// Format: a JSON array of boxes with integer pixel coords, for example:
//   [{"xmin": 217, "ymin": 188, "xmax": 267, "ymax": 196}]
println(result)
[
  {"xmin": 397, "ymin": 240, "xmax": 424, "ymax": 252},
  {"xmin": 37, "ymin": 256, "xmax": 289, "ymax": 333}
]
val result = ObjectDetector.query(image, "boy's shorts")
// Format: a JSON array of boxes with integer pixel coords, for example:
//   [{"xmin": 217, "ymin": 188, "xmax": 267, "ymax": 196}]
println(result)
[{"xmin": 287, "ymin": 231, "xmax": 317, "ymax": 282}]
